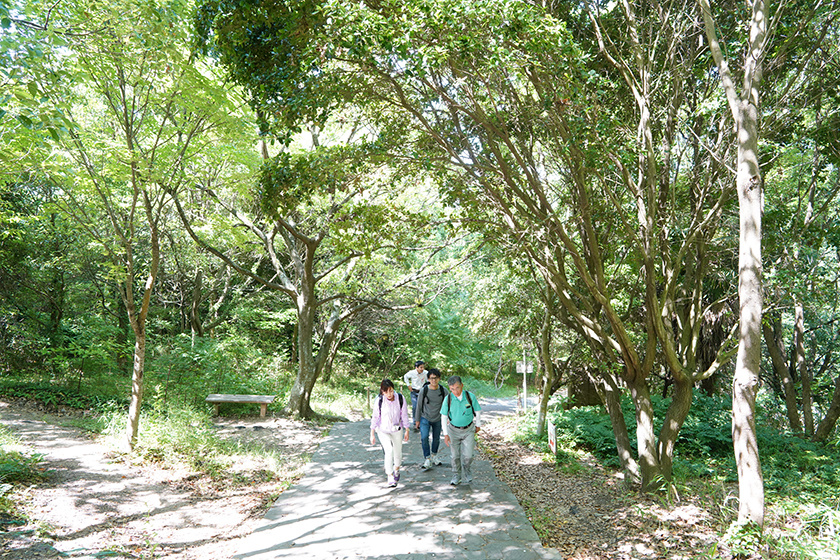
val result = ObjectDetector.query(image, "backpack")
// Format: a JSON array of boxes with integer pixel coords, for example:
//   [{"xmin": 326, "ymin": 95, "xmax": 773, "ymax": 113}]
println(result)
[
  {"xmin": 417, "ymin": 384, "xmax": 446, "ymax": 418},
  {"xmin": 378, "ymin": 392, "xmax": 404, "ymax": 414},
  {"xmin": 445, "ymin": 391, "xmax": 475, "ymax": 420}
]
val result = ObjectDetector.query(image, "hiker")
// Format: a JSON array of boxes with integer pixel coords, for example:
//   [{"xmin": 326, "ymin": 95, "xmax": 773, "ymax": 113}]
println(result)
[
  {"xmin": 441, "ymin": 375, "xmax": 482, "ymax": 485},
  {"xmin": 413, "ymin": 367, "xmax": 447, "ymax": 469},
  {"xmin": 370, "ymin": 378, "xmax": 411, "ymax": 487},
  {"xmin": 403, "ymin": 360, "xmax": 428, "ymax": 430}
]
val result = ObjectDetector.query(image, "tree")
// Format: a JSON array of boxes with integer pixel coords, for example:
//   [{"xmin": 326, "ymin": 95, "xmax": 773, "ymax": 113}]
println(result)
[
  {"xmin": 699, "ymin": 0, "xmax": 769, "ymax": 528},
  {"xmin": 195, "ymin": 0, "xmax": 750, "ymax": 489},
  {"xmin": 14, "ymin": 0, "xmax": 242, "ymax": 449},
  {"xmin": 759, "ymin": 3, "xmax": 840, "ymax": 443},
  {"xmin": 172, "ymin": 125, "xmax": 463, "ymax": 418}
]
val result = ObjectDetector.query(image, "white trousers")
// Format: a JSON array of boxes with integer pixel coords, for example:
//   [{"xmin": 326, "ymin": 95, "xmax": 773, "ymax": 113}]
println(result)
[{"xmin": 376, "ymin": 430, "xmax": 404, "ymax": 475}]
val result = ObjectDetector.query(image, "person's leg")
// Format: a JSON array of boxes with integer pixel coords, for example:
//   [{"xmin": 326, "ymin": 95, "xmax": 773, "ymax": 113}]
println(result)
[
  {"xmin": 419, "ymin": 417, "xmax": 431, "ymax": 458},
  {"xmin": 392, "ymin": 430, "xmax": 404, "ymax": 467},
  {"xmin": 391, "ymin": 430, "xmax": 404, "ymax": 480},
  {"xmin": 430, "ymin": 420, "xmax": 442, "ymax": 456},
  {"xmin": 410, "ymin": 391, "xmax": 418, "ymax": 419},
  {"xmin": 461, "ymin": 427, "xmax": 476, "ymax": 483},
  {"xmin": 378, "ymin": 430, "xmax": 395, "ymax": 482},
  {"xmin": 449, "ymin": 427, "xmax": 463, "ymax": 484}
]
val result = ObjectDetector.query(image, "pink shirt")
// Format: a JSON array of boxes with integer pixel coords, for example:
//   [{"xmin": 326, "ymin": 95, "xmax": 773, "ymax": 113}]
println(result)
[{"xmin": 370, "ymin": 393, "xmax": 410, "ymax": 433}]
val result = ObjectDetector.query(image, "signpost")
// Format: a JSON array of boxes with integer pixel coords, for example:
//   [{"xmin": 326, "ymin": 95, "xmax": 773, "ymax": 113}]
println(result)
[
  {"xmin": 516, "ymin": 356, "xmax": 533, "ymax": 413},
  {"xmin": 548, "ymin": 419, "xmax": 557, "ymax": 454}
]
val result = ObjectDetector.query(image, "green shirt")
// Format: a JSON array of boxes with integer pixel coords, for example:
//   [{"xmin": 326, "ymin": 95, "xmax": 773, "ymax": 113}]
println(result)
[{"xmin": 441, "ymin": 391, "xmax": 480, "ymax": 427}]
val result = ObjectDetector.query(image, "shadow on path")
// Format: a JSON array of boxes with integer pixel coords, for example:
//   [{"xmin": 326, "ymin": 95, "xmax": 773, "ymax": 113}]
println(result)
[{"xmin": 235, "ymin": 398, "xmax": 560, "ymax": 560}]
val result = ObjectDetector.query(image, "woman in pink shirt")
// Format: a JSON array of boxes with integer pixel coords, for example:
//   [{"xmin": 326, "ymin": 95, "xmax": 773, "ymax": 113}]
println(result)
[{"xmin": 370, "ymin": 379, "xmax": 410, "ymax": 487}]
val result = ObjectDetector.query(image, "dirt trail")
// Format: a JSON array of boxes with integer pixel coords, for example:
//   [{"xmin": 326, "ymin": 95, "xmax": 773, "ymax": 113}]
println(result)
[
  {"xmin": 0, "ymin": 399, "xmax": 324, "ymax": 560},
  {"xmin": 1, "ymin": 397, "xmax": 720, "ymax": 559}
]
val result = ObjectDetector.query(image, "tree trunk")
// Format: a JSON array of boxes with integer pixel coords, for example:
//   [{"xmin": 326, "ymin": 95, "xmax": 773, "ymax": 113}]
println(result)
[
  {"xmin": 730, "ymin": 97, "xmax": 765, "ymax": 527},
  {"xmin": 700, "ymin": 0, "xmax": 767, "ymax": 528},
  {"xmin": 126, "ymin": 331, "xmax": 146, "ymax": 449},
  {"xmin": 627, "ymin": 378, "xmax": 661, "ymax": 491},
  {"xmin": 287, "ymin": 295, "xmax": 318, "ymax": 418},
  {"xmin": 762, "ymin": 316, "xmax": 802, "ymax": 432},
  {"xmin": 813, "ymin": 374, "xmax": 840, "ymax": 442},
  {"xmin": 795, "ymin": 302, "xmax": 814, "ymax": 436},
  {"xmin": 657, "ymin": 374, "xmax": 693, "ymax": 482},
  {"xmin": 536, "ymin": 307, "xmax": 557, "ymax": 438},
  {"xmin": 599, "ymin": 375, "xmax": 640, "ymax": 485},
  {"xmin": 190, "ymin": 267, "xmax": 204, "ymax": 345}
]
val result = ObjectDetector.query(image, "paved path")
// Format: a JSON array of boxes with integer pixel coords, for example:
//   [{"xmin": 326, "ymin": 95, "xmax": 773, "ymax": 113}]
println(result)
[{"xmin": 234, "ymin": 398, "xmax": 560, "ymax": 560}]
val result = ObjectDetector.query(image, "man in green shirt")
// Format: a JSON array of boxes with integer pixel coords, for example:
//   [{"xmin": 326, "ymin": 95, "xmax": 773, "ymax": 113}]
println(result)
[{"xmin": 441, "ymin": 375, "xmax": 482, "ymax": 485}]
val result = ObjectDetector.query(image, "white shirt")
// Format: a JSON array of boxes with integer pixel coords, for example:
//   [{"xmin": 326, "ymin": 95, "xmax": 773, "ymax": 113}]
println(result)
[{"xmin": 404, "ymin": 368, "xmax": 427, "ymax": 391}]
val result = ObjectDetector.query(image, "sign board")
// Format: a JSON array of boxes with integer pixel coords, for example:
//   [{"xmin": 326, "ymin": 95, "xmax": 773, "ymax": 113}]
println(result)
[
  {"xmin": 516, "ymin": 360, "xmax": 534, "ymax": 374},
  {"xmin": 547, "ymin": 420, "xmax": 557, "ymax": 454}
]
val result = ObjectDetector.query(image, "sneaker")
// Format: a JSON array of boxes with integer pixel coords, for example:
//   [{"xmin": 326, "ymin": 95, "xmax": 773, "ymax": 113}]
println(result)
[
  {"xmin": 393, "ymin": 470, "xmax": 400, "ymax": 482},
  {"xmin": 432, "ymin": 454, "xmax": 442, "ymax": 466},
  {"xmin": 422, "ymin": 458, "xmax": 431, "ymax": 469},
  {"xmin": 450, "ymin": 477, "xmax": 460, "ymax": 486},
  {"xmin": 387, "ymin": 475, "xmax": 396, "ymax": 487},
  {"xmin": 464, "ymin": 476, "xmax": 473, "ymax": 484}
]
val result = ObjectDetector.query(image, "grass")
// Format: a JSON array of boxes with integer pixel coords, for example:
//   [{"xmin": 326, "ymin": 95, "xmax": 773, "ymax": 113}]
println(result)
[
  {"xmin": 97, "ymin": 403, "xmax": 318, "ymax": 484},
  {"xmin": 0, "ymin": 424, "xmax": 50, "ymax": 525}
]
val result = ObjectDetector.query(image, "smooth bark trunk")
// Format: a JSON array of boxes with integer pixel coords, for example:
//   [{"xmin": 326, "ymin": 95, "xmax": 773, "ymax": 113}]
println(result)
[
  {"xmin": 627, "ymin": 379, "xmax": 661, "ymax": 491},
  {"xmin": 536, "ymin": 308, "xmax": 557, "ymax": 438},
  {"xmin": 126, "ymin": 334, "xmax": 146, "ymax": 449},
  {"xmin": 762, "ymin": 316, "xmax": 802, "ymax": 432},
  {"xmin": 795, "ymin": 302, "xmax": 814, "ymax": 436},
  {"xmin": 813, "ymin": 375, "xmax": 840, "ymax": 442},
  {"xmin": 700, "ymin": 0, "xmax": 767, "ymax": 528},
  {"xmin": 657, "ymin": 375, "xmax": 693, "ymax": 481},
  {"xmin": 287, "ymin": 293, "xmax": 318, "ymax": 418},
  {"xmin": 600, "ymin": 375, "xmax": 641, "ymax": 485}
]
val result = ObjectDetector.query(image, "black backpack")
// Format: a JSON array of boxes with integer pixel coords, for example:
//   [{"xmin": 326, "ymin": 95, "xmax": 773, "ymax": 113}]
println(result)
[{"xmin": 417, "ymin": 384, "xmax": 446, "ymax": 418}]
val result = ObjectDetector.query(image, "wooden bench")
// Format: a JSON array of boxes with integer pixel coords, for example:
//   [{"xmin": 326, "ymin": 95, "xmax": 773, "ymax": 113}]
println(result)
[{"xmin": 205, "ymin": 394, "xmax": 276, "ymax": 418}]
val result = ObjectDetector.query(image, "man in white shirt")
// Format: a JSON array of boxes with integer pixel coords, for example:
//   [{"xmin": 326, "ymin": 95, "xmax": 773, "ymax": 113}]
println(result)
[{"xmin": 403, "ymin": 360, "xmax": 427, "ymax": 431}]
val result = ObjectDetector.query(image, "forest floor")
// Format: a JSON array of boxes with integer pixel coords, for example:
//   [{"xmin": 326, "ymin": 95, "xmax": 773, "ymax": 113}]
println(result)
[{"xmin": 1, "ymin": 398, "xmax": 723, "ymax": 559}]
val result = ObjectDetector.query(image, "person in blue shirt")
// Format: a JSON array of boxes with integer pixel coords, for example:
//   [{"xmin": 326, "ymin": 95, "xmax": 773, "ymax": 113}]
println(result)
[{"xmin": 440, "ymin": 375, "xmax": 482, "ymax": 485}]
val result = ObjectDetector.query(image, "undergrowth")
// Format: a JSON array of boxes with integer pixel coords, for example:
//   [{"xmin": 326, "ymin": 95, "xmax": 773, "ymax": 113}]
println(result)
[
  {"xmin": 507, "ymin": 392, "xmax": 840, "ymax": 560},
  {"xmin": 0, "ymin": 424, "xmax": 49, "ymax": 524},
  {"xmin": 98, "ymin": 403, "xmax": 317, "ymax": 484}
]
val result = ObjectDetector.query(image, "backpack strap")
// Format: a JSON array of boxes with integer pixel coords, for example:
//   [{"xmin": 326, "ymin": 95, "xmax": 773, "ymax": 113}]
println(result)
[
  {"xmin": 445, "ymin": 391, "xmax": 475, "ymax": 420},
  {"xmin": 418, "ymin": 386, "xmax": 428, "ymax": 418},
  {"xmin": 378, "ymin": 392, "xmax": 405, "ymax": 412}
]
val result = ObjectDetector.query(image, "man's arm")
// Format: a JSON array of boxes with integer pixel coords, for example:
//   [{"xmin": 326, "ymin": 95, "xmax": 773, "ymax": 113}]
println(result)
[{"xmin": 468, "ymin": 391, "xmax": 481, "ymax": 433}]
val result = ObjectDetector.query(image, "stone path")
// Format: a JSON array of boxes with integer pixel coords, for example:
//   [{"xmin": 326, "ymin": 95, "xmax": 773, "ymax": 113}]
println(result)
[{"xmin": 234, "ymin": 398, "xmax": 561, "ymax": 560}]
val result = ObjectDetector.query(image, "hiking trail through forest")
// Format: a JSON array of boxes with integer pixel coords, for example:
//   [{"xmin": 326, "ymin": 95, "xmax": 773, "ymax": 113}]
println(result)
[{"xmin": 1, "ymin": 398, "xmax": 718, "ymax": 559}]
